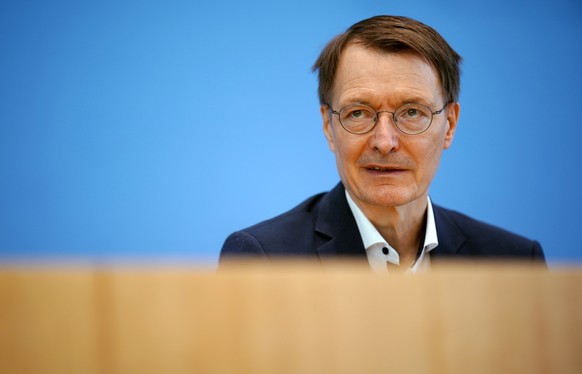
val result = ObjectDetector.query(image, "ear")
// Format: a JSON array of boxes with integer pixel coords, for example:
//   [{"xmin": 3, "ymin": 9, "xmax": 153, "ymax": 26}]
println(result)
[
  {"xmin": 443, "ymin": 102, "xmax": 460, "ymax": 149},
  {"xmin": 321, "ymin": 105, "xmax": 336, "ymax": 153}
]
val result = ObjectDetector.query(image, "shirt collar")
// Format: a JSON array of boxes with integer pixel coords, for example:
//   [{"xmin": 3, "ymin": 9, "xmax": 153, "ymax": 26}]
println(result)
[
  {"xmin": 345, "ymin": 190, "xmax": 439, "ymax": 255},
  {"xmin": 423, "ymin": 196, "xmax": 439, "ymax": 253}
]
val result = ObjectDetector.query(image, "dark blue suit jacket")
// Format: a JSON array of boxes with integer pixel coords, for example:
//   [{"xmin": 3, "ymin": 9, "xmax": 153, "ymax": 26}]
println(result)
[{"xmin": 219, "ymin": 183, "xmax": 545, "ymax": 264}]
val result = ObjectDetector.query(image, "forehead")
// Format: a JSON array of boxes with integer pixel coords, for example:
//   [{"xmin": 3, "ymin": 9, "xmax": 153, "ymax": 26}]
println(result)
[{"xmin": 331, "ymin": 43, "xmax": 442, "ymax": 106}]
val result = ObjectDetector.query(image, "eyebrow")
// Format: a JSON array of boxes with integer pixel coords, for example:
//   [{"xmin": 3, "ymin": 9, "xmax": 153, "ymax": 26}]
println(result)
[
  {"xmin": 339, "ymin": 96, "xmax": 435, "ymax": 109},
  {"xmin": 337, "ymin": 98, "xmax": 374, "ymax": 108}
]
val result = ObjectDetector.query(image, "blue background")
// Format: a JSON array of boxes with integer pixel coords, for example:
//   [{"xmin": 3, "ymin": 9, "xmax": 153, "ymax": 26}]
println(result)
[{"xmin": 1, "ymin": 0, "xmax": 581, "ymax": 267}]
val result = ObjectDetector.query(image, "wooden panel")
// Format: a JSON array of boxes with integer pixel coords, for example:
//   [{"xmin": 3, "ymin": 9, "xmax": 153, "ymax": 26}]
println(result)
[
  {"xmin": 0, "ymin": 264, "xmax": 580, "ymax": 373},
  {"xmin": 0, "ymin": 269, "xmax": 101, "ymax": 374}
]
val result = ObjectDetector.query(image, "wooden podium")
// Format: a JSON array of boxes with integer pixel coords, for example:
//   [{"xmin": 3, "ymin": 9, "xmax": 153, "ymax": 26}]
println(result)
[{"xmin": 1, "ymin": 263, "xmax": 580, "ymax": 373}]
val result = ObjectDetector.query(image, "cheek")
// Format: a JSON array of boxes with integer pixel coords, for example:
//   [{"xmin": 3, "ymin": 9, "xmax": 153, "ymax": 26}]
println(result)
[
  {"xmin": 409, "ymin": 136, "xmax": 444, "ymax": 174},
  {"xmin": 420, "ymin": 141, "xmax": 445, "ymax": 177},
  {"xmin": 334, "ymin": 135, "xmax": 365, "ymax": 165}
]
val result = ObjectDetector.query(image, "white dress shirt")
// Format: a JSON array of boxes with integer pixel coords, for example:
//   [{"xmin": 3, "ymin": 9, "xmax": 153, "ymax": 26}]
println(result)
[{"xmin": 345, "ymin": 191, "xmax": 439, "ymax": 274}]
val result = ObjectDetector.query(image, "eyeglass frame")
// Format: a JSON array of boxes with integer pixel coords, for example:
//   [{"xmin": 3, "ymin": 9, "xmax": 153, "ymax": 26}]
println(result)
[{"xmin": 327, "ymin": 101, "xmax": 451, "ymax": 135}]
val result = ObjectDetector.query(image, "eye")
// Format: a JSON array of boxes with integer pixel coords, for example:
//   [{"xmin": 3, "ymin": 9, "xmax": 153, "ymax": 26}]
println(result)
[
  {"xmin": 404, "ymin": 108, "xmax": 421, "ymax": 118},
  {"xmin": 398, "ymin": 104, "xmax": 430, "ymax": 121},
  {"xmin": 342, "ymin": 106, "xmax": 375, "ymax": 121}
]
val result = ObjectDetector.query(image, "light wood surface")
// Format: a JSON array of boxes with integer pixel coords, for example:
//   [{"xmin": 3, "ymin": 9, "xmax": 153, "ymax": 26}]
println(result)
[{"xmin": 0, "ymin": 263, "xmax": 580, "ymax": 373}]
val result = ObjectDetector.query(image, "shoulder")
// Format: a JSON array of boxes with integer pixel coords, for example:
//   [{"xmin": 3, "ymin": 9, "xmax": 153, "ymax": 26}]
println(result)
[
  {"xmin": 219, "ymin": 190, "xmax": 328, "ymax": 259},
  {"xmin": 434, "ymin": 204, "xmax": 525, "ymax": 241},
  {"xmin": 432, "ymin": 204, "xmax": 545, "ymax": 261},
  {"xmin": 239, "ymin": 191, "xmax": 326, "ymax": 241}
]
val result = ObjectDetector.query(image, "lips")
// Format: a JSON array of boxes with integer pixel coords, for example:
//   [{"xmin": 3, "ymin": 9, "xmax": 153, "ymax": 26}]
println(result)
[{"xmin": 366, "ymin": 165, "xmax": 406, "ymax": 172}]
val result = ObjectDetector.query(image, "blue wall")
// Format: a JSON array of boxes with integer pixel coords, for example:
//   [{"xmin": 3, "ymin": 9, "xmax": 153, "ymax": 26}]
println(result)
[{"xmin": 1, "ymin": 0, "xmax": 581, "ymax": 266}]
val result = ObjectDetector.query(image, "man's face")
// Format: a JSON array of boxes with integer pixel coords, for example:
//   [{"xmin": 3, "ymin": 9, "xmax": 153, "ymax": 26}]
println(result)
[{"xmin": 322, "ymin": 43, "xmax": 459, "ymax": 216}]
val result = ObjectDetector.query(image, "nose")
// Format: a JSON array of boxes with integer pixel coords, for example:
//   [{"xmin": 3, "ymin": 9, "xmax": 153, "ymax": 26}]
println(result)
[{"xmin": 368, "ymin": 111, "xmax": 400, "ymax": 154}]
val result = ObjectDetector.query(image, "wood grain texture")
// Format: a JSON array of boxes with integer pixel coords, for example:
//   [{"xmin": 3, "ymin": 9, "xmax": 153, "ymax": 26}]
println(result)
[{"xmin": 0, "ymin": 263, "xmax": 580, "ymax": 373}]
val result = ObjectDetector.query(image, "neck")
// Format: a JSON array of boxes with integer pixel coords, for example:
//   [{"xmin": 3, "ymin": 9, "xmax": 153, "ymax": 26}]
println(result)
[{"xmin": 362, "ymin": 197, "xmax": 428, "ymax": 268}]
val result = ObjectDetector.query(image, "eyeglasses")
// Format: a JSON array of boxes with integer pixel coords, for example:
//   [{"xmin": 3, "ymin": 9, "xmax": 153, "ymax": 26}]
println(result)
[{"xmin": 328, "ymin": 102, "xmax": 450, "ymax": 135}]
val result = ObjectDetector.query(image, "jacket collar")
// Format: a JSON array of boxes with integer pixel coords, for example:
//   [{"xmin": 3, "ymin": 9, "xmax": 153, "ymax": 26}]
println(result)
[
  {"xmin": 314, "ymin": 183, "xmax": 367, "ymax": 259},
  {"xmin": 313, "ymin": 183, "xmax": 466, "ymax": 259},
  {"xmin": 430, "ymin": 204, "xmax": 466, "ymax": 257}
]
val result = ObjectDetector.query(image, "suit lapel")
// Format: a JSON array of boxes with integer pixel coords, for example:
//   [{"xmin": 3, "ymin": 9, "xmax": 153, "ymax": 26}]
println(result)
[
  {"xmin": 430, "ymin": 204, "xmax": 466, "ymax": 258},
  {"xmin": 314, "ymin": 183, "xmax": 367, "ymax": 259},
  {"xmin": 312, "ymin": 185, "xmax": 467, "ymax": 261}
]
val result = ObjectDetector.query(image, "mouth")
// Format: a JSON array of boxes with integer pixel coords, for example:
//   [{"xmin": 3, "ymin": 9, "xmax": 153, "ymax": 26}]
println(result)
[{"xmin": 366, "ymin": 165, "xmax": 406, "ymax": 172}]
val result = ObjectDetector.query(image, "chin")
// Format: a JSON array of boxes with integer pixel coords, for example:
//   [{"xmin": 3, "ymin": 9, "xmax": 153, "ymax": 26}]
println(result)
[
  {"xmin": 370, "ymin": 196, "xmax": 412, "ymax": 208},
  {"xmin": 358, "ymin": 187, "xmax": 418, "ymax": 208}
]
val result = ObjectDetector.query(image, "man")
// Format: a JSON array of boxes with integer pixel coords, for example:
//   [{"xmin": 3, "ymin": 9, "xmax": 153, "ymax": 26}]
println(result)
[{"xmin": 220, "ymin": 15, "xmax": 545, "ymax": 272}]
